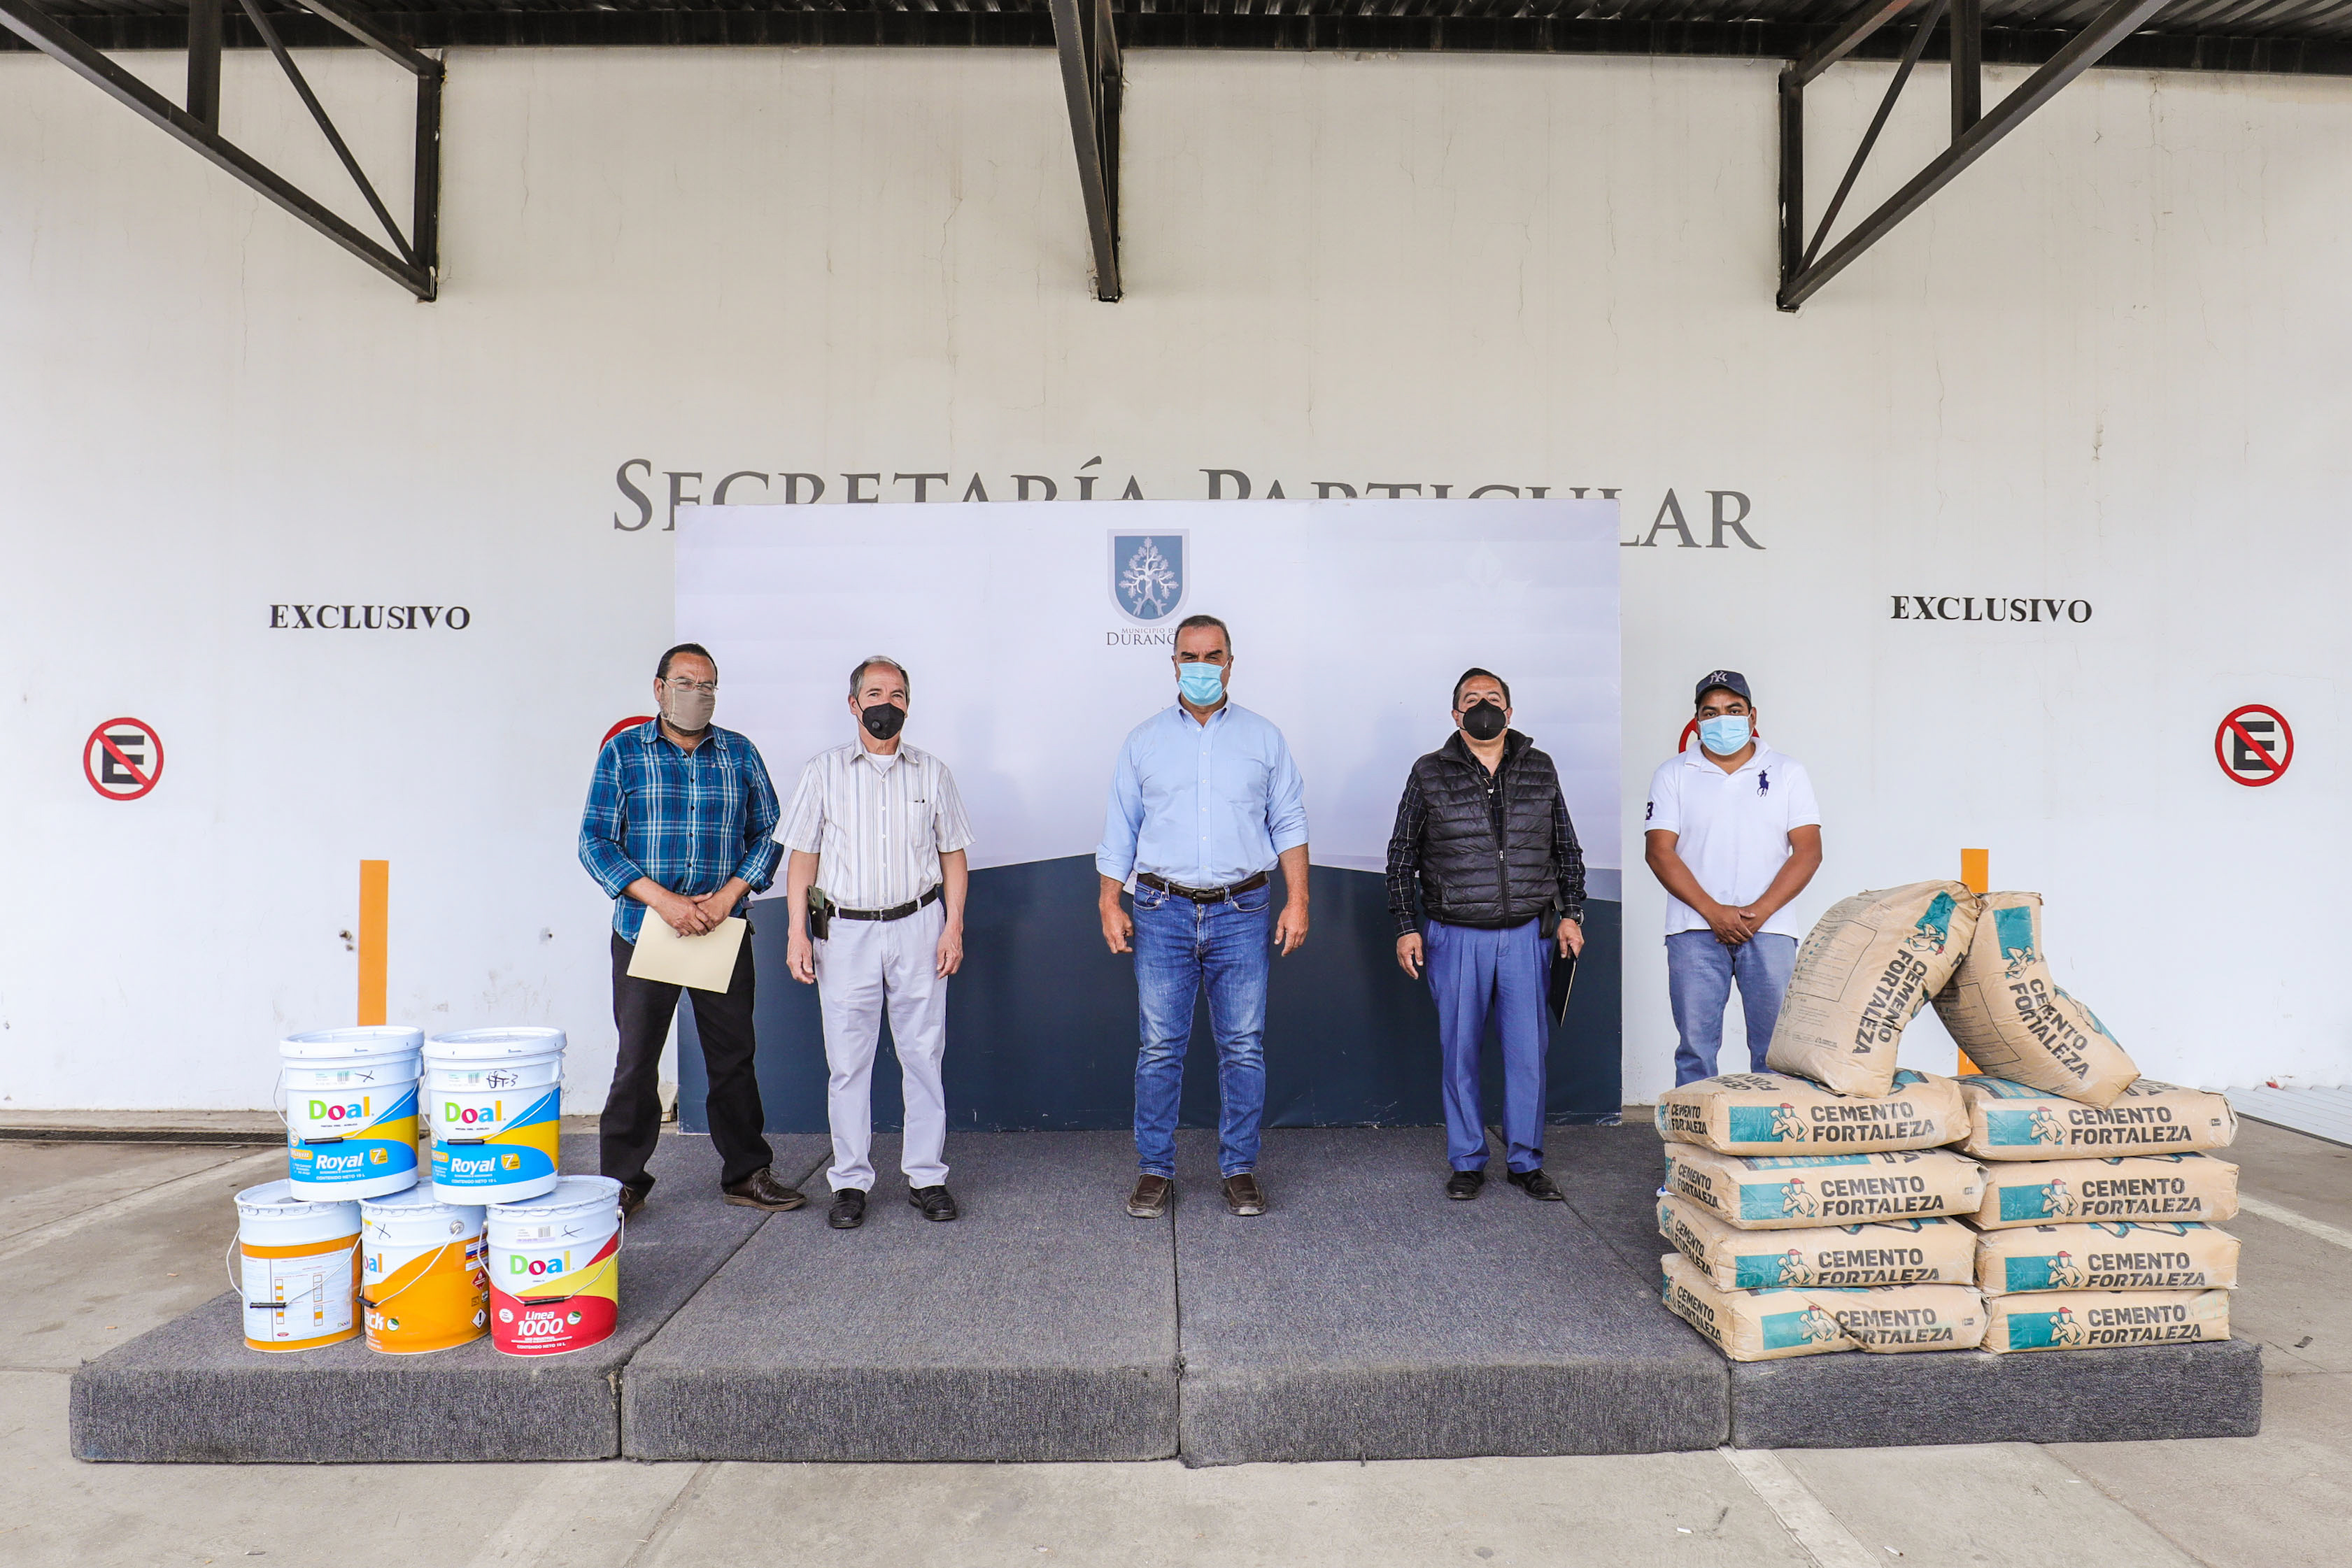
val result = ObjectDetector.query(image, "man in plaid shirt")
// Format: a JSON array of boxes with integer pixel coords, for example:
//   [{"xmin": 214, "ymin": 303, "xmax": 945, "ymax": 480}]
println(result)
[{"xmin": 579, "ymin": 643, "xmax": 805, "ymax": 1217}]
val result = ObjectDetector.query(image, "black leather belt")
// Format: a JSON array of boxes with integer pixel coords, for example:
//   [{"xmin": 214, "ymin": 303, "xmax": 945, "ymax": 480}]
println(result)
[
  {"xmin": 834, "ymin": 885, "xmax": 943, "ymax": 922},
  {"xmin": 1135, "ymin": 871, "xmax": 1268, "ymax": 904}
]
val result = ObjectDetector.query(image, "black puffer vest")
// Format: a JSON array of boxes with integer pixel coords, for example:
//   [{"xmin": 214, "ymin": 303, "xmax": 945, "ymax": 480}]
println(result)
[{"xmin": 1410, "ymin": 731, "xmax": 1565, "ymax": 927}]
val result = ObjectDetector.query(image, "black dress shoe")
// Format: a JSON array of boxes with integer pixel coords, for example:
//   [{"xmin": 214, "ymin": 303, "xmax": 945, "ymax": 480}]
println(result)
[
  {"xmin": 828, "ymin": 1188, "xmax": 867, "ymax": 1229},
  {"xmin": 909, "ymin": 1185, "xmax": 958, "ymax": 1222},
  {"xmin": 721, "ymin": 1167, "xmax": 809, "ymax": 1212},
  {"xmin": 1445, "ymin": 1169, "xmax": 1486, "ymax": 1201},
  {"xmin": 1507, "ymin": 1168, "xmax": 1566, "ymax": 1201}
]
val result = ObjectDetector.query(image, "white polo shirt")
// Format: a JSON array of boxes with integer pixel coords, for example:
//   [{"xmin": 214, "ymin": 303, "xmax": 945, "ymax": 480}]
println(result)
[{"xmin": 1643, "ymin": 741, "xmax": 1820, "ymax": 939}]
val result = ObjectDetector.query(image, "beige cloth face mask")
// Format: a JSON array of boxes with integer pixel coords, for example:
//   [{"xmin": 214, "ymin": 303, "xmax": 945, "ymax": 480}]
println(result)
[{"xmin": 662, "ymin": 686, "xmax": 716, "ymax": 732}]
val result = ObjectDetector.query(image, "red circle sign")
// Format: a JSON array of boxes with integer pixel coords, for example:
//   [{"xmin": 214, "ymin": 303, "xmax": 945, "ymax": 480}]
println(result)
[
  {"xmin": 84, "ymin": 718, "xmax": 164, "ymax": 800},
  {"xmin": 603, "ymin": 715, "xmax": 656, "ymax": 748},
  {"xmin": 2216, "ymin": 705, "xmax": 2293, "ymax": 786}
]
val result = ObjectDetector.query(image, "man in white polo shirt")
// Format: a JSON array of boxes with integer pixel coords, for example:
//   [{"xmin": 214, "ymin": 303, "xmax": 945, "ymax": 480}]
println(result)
[
  {"xmin": 1643, "ymin": 671, "xmax": 1824, "ymax": 1085},
  {"xmin": 781, "ymin": 655, "xmax": 975, "ymax": 1230}
]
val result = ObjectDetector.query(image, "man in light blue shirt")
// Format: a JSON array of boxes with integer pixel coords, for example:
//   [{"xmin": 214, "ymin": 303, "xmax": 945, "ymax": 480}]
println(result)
[{"xmin": 1097, "ymin": 613, "xmax": 1310, "ymax": 1220}]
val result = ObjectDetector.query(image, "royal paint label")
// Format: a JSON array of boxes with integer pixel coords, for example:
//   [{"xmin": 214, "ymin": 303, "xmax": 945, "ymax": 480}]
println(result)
[
  {"xmin": 1658, "ymin": 1195, "xmax": 1976, "ymax": 1289},
  {"xmin": 490, "ymin": 1231, "xmax": 619, "ymax": 1356},
  {"xmin": 240, "ymin": 1240, "xmax": 360, "ymax": 1350},
  {"xmin": 1663, "ymin": 1145, "xmax": 1986, "ymax": 1232},
  {"xmin": 287, "ymin": 1086, "xmax": 421, "ymax": 1188},
  {"xmin": 431, "ymin": 1088, "xmax": 560, "ymax": 1191},
  {"xmin": 363, "ymin": 1233, "xmax": 490, "ymax": 1354},
  {"xmin": 1974, "ymin": 1222, "xmax": 2240, "ymax": 1292},
  {"xmin": 1984, "ymin": 1288, "xmax": 2231, "ymax": 1353},
  {"xmin": 1657, "ymin": 1069, "xmax": 1966, "ymax": 1156},
  {"xmin": 1971, "ymin": 1153, "xmax": 2239, "ymax": 1232},
  {"xmin": 1955, "ymin": 1076, "xmax": 2237, "ymax": 1161}
]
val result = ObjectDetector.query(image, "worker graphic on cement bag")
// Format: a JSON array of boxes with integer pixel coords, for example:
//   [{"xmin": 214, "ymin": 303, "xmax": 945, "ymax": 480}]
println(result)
[
  {"xmin": 1930, "ymin": 892, "xmax": 2138, "ymax": 1106},
  {"xmin": 1762, "ymin": 881, "xmax": 1981, "ymax": 1097},
  {"xmin": 1954, "ymin": 1076, "xmax": 2237, "ymax": 1161}
]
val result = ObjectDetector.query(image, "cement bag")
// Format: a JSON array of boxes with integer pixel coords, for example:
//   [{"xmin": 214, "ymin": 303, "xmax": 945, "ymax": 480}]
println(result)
[
  {"xmin": 1815, "ymin": 1283, "xmax": 1988, "ymax": 1353},
  {"xmin": 1931, "ymin": 892, "xmax": 2138, "ymax": 1107},
  {"xmin": 1983, "ymin": 1288, "xmax": 2231, "ymax": 1353},
  {"xmin": 1662, "ymin": 1146, "xmax": 1987, "ymax": 1231},
  {"xmin": 1766, "ymin": 881, "xmax": 1980, "ymax": 1097},
  {"xmin": 1659, "ymin": 1252, "xmax": 1854, "ymax": 1361},
  {"xmin": 1657, "ymin": 1069, "xmax": 1967, "ymax": 1156},
  {"xmin": 1658, "ymin": 1194, "xmax": 1976, "ymax": 1288},
  {"xmin": 1970, "ymin": 1153, "xmax": 2239, "ymax": 1231},
  {"xmin": 1974, "ymin": 1223, "xmax": 2240, "ymax": 1294},
  {"xmin": 1956, "ymin": 1076, "xmax": 2236, "ymax": 1161}
]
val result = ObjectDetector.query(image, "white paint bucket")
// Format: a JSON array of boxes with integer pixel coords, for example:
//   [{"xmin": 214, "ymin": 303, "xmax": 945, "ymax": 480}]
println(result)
[
  {"xmin": 280, "ymin": 1025, "xmax": 425, "ymax": 1202},
  {"xmin": 487, "ymin": 1176, "xmax": 623, "ymax": 1357},
  {"xmin": 360, "ymin": 1188, "xmax": 489, "ymax": 1355},
  {"xmin": 425, "ymin": 1027, "xmax": 565, "ymax": 1205},
  {"xmin": 232, "ymin": 1181, "xmax": 361, "ymax": 1353}
]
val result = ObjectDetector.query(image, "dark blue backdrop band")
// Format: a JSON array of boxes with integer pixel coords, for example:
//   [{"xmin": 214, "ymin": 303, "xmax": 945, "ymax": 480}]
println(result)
[{"xmin": 678, "ymin": 855, "xmax": 1622, "ymax": 1137}]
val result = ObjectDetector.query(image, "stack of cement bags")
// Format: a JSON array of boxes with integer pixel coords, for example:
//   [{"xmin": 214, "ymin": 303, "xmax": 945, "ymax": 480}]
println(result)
[
  {"xmin": 1957, "ymin": 1075, "xmax": 2240, "ymax": 1351},
  {"xmin": 1657, "ymin": 1069, "xmax": 1989, "ymax": 1360},
  {"xmin": 1655, "ymin": 881, "xmax": 2241, "ymax": 1360}
]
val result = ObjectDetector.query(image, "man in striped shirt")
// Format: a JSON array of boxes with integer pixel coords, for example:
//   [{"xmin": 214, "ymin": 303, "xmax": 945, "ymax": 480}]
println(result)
[{"xmin": 781, "ymin": 656, "xmax": 976, "ymax": 1230}]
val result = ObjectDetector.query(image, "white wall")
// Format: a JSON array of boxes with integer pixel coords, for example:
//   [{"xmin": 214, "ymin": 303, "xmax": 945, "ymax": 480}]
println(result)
[{"xmin": 2, "ymin": 45, "xmax": 2346, "ymax": 1109}]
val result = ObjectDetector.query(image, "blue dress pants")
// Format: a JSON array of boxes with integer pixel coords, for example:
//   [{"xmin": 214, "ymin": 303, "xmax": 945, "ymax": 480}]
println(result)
[
  {"xmin": 1426, "ymin": 917, "xmax": 1549, "ymax": 1174},
  {"xmin": 1131, "ymin": 881, "xmax": 1273, "ymax": 1179},
  {"xmin": 1666, "ymin": 929, "xmax": 1799, "ymax": 1085}
]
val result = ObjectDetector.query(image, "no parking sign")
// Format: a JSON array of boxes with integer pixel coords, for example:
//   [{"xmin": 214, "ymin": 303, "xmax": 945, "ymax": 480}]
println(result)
[
  {"xmin": 84, "ymin": 718, "xmax": 164, "ymax": 800},
  {"xmin": 2215, "ymin": 706, "xmax": 2293, "ymax": 787}
]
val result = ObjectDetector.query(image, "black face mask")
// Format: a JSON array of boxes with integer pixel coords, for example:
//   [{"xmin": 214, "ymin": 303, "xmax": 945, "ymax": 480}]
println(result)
[
  {"xmin": 860, "ymin": 701, "xmax": 906, "ymax": 741},
  {"xmin": 1460, "ymin": 701, "xmax": 1508, "ymax": 742}
]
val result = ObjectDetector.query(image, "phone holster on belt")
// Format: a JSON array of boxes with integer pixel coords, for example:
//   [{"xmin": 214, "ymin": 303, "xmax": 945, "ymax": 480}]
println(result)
[{"xmin": 806, "ymin": 886, "xmax": 833, "ymax": 941}]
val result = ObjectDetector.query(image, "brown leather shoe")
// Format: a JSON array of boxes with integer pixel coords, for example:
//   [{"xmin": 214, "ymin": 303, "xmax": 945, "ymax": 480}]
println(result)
[
  {"xmin": 1127, "ymin": 1174, "xmax": 1171, "ymax": 1218},
  {"xmin": 618, "ymin": 1183, "xmax": 649, "ymax": 1220},
  {"xmin": 721, "ymin": 1167, "xmax": 809, "ymax": 1212},
  {"xmin": 1223, "ymin": 1173, "xmax": 1267, "ymax": 1216}
]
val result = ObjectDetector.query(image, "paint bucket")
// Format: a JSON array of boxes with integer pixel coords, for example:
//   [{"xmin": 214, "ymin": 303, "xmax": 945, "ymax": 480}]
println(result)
[
  {"xmin": 487, "ymin": 1176, "xmax": 624, "ymax": 1357},
  {"xmin": 360, "ymin": 1187, "xmax": 490, "ymax": 1355},
  {"xmin": 232, "ymin": 1181, "xmax": 361, "ymax": 1353},
  {"xmin": 425, "ymin": 1027, "xmax": 565, "ymax": 1205},
  {"xmin": 280, "ymin": 1025, "xmax": 425, "ymax": 1202}
]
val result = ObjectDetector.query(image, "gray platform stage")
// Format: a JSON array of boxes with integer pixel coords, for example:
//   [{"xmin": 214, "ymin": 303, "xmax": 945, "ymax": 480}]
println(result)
[
  {"xmin": 69, "ymin": 1125, "xmax": 2262, "ymax": 1464},
  {"xmin": 71, "ymin": 1133, "xmax": 828, "ymax": 1463}
]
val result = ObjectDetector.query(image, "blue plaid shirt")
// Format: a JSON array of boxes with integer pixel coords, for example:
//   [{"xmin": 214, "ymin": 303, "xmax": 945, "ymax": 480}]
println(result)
[{"xmin": 579, "ymin": 721, "xmax": 783, "ymax": 941}]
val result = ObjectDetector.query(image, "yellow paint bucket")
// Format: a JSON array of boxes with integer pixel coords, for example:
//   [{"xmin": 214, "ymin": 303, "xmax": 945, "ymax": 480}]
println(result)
[
  {"xmin": 232, "ymin": 1181, "xmax": 360, "ymax": 1353},
  {"xmin": 360, "ymin": 1188, "xmax": 489, "ymax": 1355}
]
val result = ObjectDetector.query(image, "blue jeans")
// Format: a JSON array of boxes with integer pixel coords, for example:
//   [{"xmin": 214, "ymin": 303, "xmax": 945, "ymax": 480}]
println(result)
[
  {"xmin": 1131, "ymin": 881, "xmax": 1272, "ymax": 1178},
  {"xmin": 1426, "ymin": 918, "xmax": 1550, "ymax": 1174},
  {"xmin": 1667, "ymin": 930, "xmax": 1799, "ymax": 1085}
]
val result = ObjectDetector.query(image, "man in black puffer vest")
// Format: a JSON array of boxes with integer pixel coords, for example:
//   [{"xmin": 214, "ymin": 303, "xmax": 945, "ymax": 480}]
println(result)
[{"xmin": 1385, "ymin": 669, "xmax": 1586, "ymax": 1201}]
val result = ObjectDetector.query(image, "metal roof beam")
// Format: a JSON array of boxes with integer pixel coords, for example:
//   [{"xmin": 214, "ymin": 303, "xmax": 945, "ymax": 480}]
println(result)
[
  {"xmin": 1049, "ymin": 0, "xmax": 1121, "ymax": 301},
  {"xmin": 1778, "ymin": 0, "xmax": 2173, "ymax": 309},
  {"xmin": 1792, "ymin": 0, "xmax": 1922, "ymax": 85},
  {"xmin": 0, "ymin": 0, "xmax": 438, "ymax": 298}
]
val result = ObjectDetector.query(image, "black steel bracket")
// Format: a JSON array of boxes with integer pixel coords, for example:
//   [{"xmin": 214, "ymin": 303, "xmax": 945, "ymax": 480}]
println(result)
[
  {"xmin": 1048, "ymin": 0, "xmax": 1121, "ymax": 301},
  {"xmin": 1778, "ymin": 0, "xmax": 2169, "ymax": 311},
  {"xmin": 0, "ymin": 0, "xmax": 440, "ymax": 299}
]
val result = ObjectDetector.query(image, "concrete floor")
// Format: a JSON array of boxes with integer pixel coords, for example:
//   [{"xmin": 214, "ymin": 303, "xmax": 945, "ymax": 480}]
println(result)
[{"xmin": 3, "ymin": 1118, "xmax": 2345, "ymax": 1568}]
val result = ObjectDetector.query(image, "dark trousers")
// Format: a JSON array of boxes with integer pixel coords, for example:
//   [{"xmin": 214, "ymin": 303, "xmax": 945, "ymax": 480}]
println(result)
[{"xmin": 604, "ymin": 929, "xmax": 774, "ymax": 1193}]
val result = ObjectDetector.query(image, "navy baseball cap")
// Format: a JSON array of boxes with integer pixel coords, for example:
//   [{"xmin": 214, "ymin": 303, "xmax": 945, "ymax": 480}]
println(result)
[{"xmin": 1695, "ymin": 670, "xmax": 1753, "ymax": 705}]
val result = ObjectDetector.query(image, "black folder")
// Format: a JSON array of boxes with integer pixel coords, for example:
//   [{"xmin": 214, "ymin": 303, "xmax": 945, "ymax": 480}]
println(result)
[{"xmin": 1547, "ymin": 948, "xmax": 1578, "ymax": 1026}]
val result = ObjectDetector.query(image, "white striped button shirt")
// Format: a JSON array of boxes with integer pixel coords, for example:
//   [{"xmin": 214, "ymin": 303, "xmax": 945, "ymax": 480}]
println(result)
[{"xmin": 777, "ymin": 741, "xmax": 976, "ymax": 911}]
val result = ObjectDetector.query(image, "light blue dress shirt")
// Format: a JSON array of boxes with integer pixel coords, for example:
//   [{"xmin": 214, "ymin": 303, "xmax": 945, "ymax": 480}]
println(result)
[{"xmin": 1096, "ymin": 702, "xmax": 1310, "ymax": 888}]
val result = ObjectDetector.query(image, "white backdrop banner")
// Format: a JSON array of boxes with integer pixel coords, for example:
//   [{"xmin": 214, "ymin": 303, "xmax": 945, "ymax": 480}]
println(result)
[{"xmin": 675, "ymin": 499, "xmax": 1622, "ymax": 888}]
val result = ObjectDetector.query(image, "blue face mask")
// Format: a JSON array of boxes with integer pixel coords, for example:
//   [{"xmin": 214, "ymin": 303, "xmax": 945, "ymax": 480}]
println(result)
[
  {"xmin": 1177, "ymin": 662, "xmax": 1226, "ymax": 706},
  {"xmin": 1697, "ymin": 714, "xmax": 1751, "ymax": 755}
]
